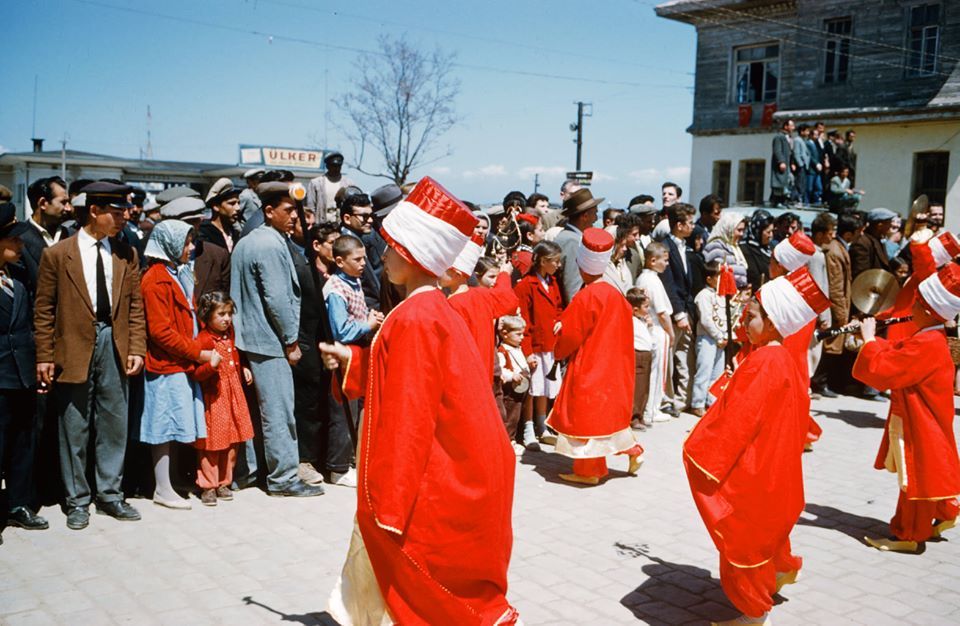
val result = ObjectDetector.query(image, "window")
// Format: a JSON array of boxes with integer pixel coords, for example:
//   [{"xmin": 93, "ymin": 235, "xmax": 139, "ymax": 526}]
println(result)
[
  {"xmin": 824, "ymin": 18, "xmax": 852, "ymax": 84},
  {"xmin": 712, "ymin": 161, "xmax": 731, "ymax": 206},
  {"xmin": 737, "ymin": 160, "xmax": 766, "ymax": 205},
  {"xmin": 734, "ymin": 44, "xmax": 780, "ymax": 104},
  {"xmin": 906, "ymin": 3, "xmax": 940, "ymax": 76},
  {"xmin": 912, "ymin": 151, "xmax": 949, "ymax": 204}
]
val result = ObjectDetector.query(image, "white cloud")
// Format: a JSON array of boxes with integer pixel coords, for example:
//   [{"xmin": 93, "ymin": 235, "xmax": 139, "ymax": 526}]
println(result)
[
  {"xmin": 665, "ymin": 166, "xmax": 691, "ymax": 179},
  {"xmin": 0, "ymin": 145, "xmax": 8, "ymax": 155},
  {"xmin": 463, "ymin": 164, "xmax": 508, "ymax": 179},
  {"xmin": 429, "ymin": 166, "xmax": 452, "ymax": 175},
  {"xmin": 627, "ymin": 166, "xmax": 690, "ymax": 185},
  {"xmin": 516, "ymin": 165, "xmax": 567, "ymax": 179},
  {"xmin": 591, "ymin": 171, "xmax": 618, "ymax": 183}
]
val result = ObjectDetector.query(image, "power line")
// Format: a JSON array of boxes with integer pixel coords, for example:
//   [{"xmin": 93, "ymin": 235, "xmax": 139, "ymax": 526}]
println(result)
[
  {"xmin": 635, "ymin": 0, "xmax": 956, "ymax": 78},
  {"xmin": 70, "ymin": 0, "xmax": 692, "ymax": 90},
  {"xmin": 634, "ymin": 0, "xmax": 953, "ymax": 80}
]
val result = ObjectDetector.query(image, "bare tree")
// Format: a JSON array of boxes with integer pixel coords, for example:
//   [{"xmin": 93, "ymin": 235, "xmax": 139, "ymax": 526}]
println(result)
[{"xmin": 335, "ymin": 35, "xmax": 460, "ymax": 186}]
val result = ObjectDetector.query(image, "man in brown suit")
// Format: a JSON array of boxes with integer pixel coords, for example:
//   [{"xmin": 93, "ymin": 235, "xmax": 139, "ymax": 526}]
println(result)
[
  {"xmin": 810, "ymin": 213, "xmax": 852, "ymax": 396},
  {"xmin": 34, "ymin": 182, "xmax": 146, "ymax": 530},
  {"xmin": 849, "ymin": 208, "xmax": 895, "ymax": 280}
]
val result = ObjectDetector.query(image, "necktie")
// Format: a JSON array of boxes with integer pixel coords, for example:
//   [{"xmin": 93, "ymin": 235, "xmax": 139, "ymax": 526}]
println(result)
[{"xmin": 95, "ymin": 241, "xmax": 111, "ymax": 323}]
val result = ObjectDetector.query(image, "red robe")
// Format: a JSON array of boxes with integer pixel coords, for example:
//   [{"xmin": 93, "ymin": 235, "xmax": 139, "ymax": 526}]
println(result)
[
  {"xmin": 547, "ymin": 280, "xmax": 634, "ymax": 440},
  {"xmin": 879, "ymin": 241, "xmax": 935, "ymax": 342},
  {"xmin": 448, "ymin": 272, "xmax": 520, "ymax": 382},
  {"xmin": 853, "ymin": 329, "xmax": 960, "ymax": 502},
  {"xmin": 340, "ymin": 289, "xmax": 518, "ymax": 625},
  {"xmin": 782, "ymin": 320, "xmax": 822, "ymax": 443},
  {"xmin": 684, "ymin": 345, "xmax": 808, "ymax": 567}
]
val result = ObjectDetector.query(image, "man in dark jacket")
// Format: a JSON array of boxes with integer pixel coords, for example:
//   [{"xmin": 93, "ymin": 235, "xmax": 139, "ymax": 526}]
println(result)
[
  {"xmin": 849, "ymin": 208, "xmax": 895, "ymax": 280},
  {"xmin": 770, "ymin": 119, "xmax": 794, "ymax": 206},
  {"xmin": 19, "ymin": 177, "xmax": 70, "ymax": 295}
]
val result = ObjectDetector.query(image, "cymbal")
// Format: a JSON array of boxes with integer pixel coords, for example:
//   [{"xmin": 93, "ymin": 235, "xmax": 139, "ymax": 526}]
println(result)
[
  {"xmin": 852, "ymin": 269, "xmax": 901, "ymax": 315},
  {"xmin": 911, "ymin": 194, "xmax": 929, "ymax": 216}
]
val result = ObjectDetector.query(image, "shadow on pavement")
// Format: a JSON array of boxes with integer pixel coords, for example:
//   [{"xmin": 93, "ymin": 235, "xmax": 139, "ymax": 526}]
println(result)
[
  {"xmin": 614, "ymin": 542, "xmax": 739, "ymax": 626},
  {"xmin": 241, "ymin": 596, "xmax": 338, "ymax": 624},
  {"xmin": 518, "ymin": 449, "xmax": 635, "ymax": 487},
  {"xmin": 814, "ymin": 408, "xmax": 886, "ymax": 429}
]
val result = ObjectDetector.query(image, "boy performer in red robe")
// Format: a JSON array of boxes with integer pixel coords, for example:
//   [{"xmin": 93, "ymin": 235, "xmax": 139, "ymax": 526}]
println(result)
[
  {"xmin": 320, "ymin": 178, "xmax": 520, "ymax": 625},
  {"xmin": 445, "ymin": 233, "xmax": 520, "ymax": 382},
  {"xmin": 881, "ymin": 229, "xmax": 960, "ymax": 342},
  {"xmin": 854, "ymin": 262, "xmax": 960, "ymax": 552},
  {"xmin": 548, "ymin": 228, "xmax": 643, "ymax": 485},
  {"xmin": 685, "ymin": 268, "xmax": 830, "ymax": 626}
]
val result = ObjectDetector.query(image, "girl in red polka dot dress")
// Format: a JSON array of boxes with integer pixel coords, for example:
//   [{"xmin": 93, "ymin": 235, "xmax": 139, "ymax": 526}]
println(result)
[{"xmin": 193, "ymin": 291, "xmax": 255, "ymax": 506}]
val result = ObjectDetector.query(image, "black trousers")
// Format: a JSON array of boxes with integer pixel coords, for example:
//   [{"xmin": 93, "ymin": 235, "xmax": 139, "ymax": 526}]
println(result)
[
  {"xmin": 0, "ymin": 388, "xmax": 38, "ymax": 511},
  {"xmin": 292, "ymin": 348, "xmax": 327, "ymax": 467}
]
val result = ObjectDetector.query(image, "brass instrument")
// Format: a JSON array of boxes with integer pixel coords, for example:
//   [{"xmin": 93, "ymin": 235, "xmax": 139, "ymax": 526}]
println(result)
[{"xmin": 815, "ymin": 316, "xmax": 912, "ymax": 341}]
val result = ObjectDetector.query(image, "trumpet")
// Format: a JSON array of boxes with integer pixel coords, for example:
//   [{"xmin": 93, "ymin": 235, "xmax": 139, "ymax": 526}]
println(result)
[
  {"xmin": 815, "ymin": 316, "xmax": 913, "ymax": 341},
  {"xmin": 545, "ymin": 359, "xmax": 565, "ymax": 382}
]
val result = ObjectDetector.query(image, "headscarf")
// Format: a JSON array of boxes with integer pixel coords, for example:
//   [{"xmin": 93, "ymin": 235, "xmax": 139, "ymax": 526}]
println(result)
[
  {"xmin": 144, "ymin": 219, "xmax": 193, "ymax": 265},
  {"xmin": 708, "ymin": 210, "xmax": 747, "ymax": 267},
  {"xmin": 743, "ymin": 209, "xmax": 774, "ymax": 257}
]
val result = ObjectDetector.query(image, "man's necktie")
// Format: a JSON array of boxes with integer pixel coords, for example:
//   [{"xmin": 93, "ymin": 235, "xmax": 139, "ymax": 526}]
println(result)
[{"xmin": 95, "ymin": 241, "xmax": 111, "ymax": 323}]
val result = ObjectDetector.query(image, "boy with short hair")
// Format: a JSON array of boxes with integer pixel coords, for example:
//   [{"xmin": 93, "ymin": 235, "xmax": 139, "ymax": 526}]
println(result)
[
  {"xmin": 625, "ymin": 287, "xmax": 653, "ymax": 431},
  {"xmin": 635, "ymin": 241, "xmax": 674, "ymax": 423},
  {"xmin": 691, "ymin": 261, "xmax": 727, "ymax": 417},
  {"xmin": 497, "ymin": 315, "xmax": 531, "ymax": 448}
]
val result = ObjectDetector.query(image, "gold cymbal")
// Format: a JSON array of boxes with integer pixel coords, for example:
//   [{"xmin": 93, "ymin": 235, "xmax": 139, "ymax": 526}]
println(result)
[
  {"xmin": 911, "ymin": 194, "xmax": 929, "ymax": 216},
  {"xmin": 852, "ymin": 269, "xmax": 901, "ymax": 315}
]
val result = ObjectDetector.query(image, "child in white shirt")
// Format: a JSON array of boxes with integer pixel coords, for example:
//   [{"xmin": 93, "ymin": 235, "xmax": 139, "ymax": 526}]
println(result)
[
  {"xmin": 635, "ymin": 241, "xmax": 674, "ymax": 424},
  {"xmin": 692, "ymin": 262, "xmax": 728, "ymax": 416}
]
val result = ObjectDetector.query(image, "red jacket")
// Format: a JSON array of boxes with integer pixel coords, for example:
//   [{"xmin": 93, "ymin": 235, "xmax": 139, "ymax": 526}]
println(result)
[
  {"xmin": 514, "ymin": 273, "xmax": 563, "ymax": 355},
  {"xmin": 141, "ymin": 263, "xmax": 203, "ymax": 374},
  {"xmin": 880, "ymin": 240, "xmax": 935, "ymax": 342}
]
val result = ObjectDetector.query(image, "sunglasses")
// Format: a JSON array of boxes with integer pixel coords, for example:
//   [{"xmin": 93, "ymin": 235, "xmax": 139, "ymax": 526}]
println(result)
[{"xmin": 351, "ymin": 213, "xmax": 374, "ymax": 222}]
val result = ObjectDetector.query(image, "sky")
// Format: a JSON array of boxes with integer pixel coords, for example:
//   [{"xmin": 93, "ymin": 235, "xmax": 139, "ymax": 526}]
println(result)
[{"xmin": 2, "ymin": 0, "xmax": 697, "ymax": 206}]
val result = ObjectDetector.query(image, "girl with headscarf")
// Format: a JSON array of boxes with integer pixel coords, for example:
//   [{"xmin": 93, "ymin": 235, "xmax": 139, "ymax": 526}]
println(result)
[
  {"xmin": 140, "ymin": 220, "xmax": 219, "ymax": 510},
  {"xmin": 702, "ymin": 211, "xmax": 749, "ymax": 289},
  {"xmin": 741, "ymin": 210, "xmax": 776, "ymax": 293}
]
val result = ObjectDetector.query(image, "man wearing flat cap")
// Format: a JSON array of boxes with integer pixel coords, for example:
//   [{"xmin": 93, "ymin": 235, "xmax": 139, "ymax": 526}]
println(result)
[
  {"xmin": 555, "ymin": 188, "xmax": 602, "ymax": 305},
  {"xmin": 850, "ymin": 208, "xmax": 896, "ymax": 280},
  {"xmin": 239, "ymin": 169, "xmax": 265, "ymax": 226},
  {"xmin": 34, "ymin": 181, "xmax": 146, "ymax": 529},
  {"xmin": 230, "ymin": 181, "xmax": 322, "ymax": 497},
  {"xmin": 306, "ymin": 152, "xmax": 355, "ymax": 225},
  {"xmin": 199, "ymin": 177, "xmax": 242, "ymax": 253}
]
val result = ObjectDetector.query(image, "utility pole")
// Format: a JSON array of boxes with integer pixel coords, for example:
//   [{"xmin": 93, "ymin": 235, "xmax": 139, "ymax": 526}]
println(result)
[
  {"xmin": 569, "ymin": 101, "xmax": 592, "ymax": 171},
  {"xmin": 533, "ymin": 173, "xmax": 540, "ymax": 194},
  {"xmin": 60, "ymin": 134, "xmax": 68, "ymax": 181}
]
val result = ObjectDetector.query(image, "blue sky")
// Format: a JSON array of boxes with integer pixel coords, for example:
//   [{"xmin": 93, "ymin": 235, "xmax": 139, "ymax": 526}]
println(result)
[{"xmin": 3, "ymin": 0, "xmax": 696, "ymax": 205}]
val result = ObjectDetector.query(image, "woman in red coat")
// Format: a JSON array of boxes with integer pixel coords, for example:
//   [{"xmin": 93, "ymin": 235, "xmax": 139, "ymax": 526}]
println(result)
[{"xmin": 140, "ymin": 220, "xmax": 219, "ymax": 510}]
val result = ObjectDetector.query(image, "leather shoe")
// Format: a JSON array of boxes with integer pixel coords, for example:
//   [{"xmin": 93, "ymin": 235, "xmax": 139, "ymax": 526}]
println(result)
[
  {"xmin": 267, "ymin": 480, "xmax": 325, "ymax": 497},
  {"xmin": 95, "ymin": 500, "xmax": 141, "ymax": 521},
  {"xmin": 819, "ymin": 387, "xmax": 839, "ymax": 398},
  {"xmin": 66, "ymin": 506, "xmax": 90, "ymax": 530},
  {"xmin": 7, "ymin": 507, "xmax": 49, "ymax": 530}
]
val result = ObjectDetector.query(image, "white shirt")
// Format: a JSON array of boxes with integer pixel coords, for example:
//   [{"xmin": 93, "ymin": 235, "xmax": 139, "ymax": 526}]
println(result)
[
  {"xmin": 28, "ymin": 215, "xmax": 62, "ymax": 247},
  {"xmin": 636, "ymin": 268, "xmax": 673, "ymax": 331},
  {"xmin": 77, "ymin": 228, "xmax": 113, "ymax": 311},
  {"xmin": 633, "ymin": 316, "xmax": 653, "ymax": 351},
  {"xmin": 670, "ymin": 234, "xmax": 688, "ymax": 274}
]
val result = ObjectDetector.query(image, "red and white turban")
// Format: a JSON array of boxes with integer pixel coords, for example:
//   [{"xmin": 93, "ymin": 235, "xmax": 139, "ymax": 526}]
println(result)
[
  {"xmin": 757, "ymin": 267, "xmax": 830, "ymax": 337},
  {"xmin": 919, "ymin": 263, "xmax": 960, "ymax": 321},
  {"xmin": 577, "ymin": 227, "xmax": 615, "ymax": 276},
  {"xmin": 450, "ymin": 233, "xmax": 486, "ymax": 277},
  {"xmin": 380, "ymin": 177, "xmax": 477, "ymax": 277},
  {"xmin": 773, "ymin": 230, "xmax": 816, "ymax": 272},
  {"xmin": 928, "ymin": 232, "xmax": 960, "ymax": 268}
]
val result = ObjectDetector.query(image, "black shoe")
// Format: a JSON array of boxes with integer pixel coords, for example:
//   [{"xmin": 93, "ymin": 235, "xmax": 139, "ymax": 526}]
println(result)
[
  {"xmin": 661, "ymin": 405, "xmax": 680, "ymax": 418},
  {"xmin": 7, "ymin": 507, "xmax": 49, "ymax": 530},
  {"xmin": 267, "ymin": 480, "xmax": 325, "ymax": 497},
  {"xmin": 818, "ymin": 387, "xmax": 839, "ymax": 398},
  {"xmin": 66, "ymin": 506, "xmax": 90, "ymax": 530},
  {"xmin": 95, "ymin": 500, "xmax": 141, "ymax": 521}
]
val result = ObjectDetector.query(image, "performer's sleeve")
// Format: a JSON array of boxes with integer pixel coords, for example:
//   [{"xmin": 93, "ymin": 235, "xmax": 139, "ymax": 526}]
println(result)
[
  {"xmin": 515, "ymin": 281, "xmax": 535, "ymax": 356},
  {"xmin": 853, "ymin": 337, "xmax": 933, "ymax": 390},
  {"xmin": 490, "ymin": 271, "xmax": 520, "ymax": 316},
  {"xmin": 364, "ymin": 319, "xmax": 440, "ymax": 534},
  {"xmin": 554, "ymin": 291, "xmax": 594, "ymax": 361},
  {"xmin": 909, "ymin": 240, "xmax": 936, "ymax": 282},
  {"xmin": 683, "ymin": 352, "xmax": 775, "ymax": 483},
  {"xmin": 339, "ymin": 345, "xmax": 369, "ymax": 400}
]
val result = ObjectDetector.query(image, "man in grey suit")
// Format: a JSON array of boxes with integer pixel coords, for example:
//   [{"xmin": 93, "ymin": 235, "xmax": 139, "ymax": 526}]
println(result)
[
  {"xmin": 770, "ymin": 118, "xmax": 794, "ymax": 206},
  {"xmin": 230, "ymin": 182, "xmax": 323, "ymax": 497},
  {"xmin": 554, "ymin": 188, "xmax": 602, "ymax": 306}
]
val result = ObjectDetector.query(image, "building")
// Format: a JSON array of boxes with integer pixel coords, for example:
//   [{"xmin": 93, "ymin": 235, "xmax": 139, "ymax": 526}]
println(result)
[{"xmin": 656, "ymin": 0, "xmax": 960, "ymax": 226}]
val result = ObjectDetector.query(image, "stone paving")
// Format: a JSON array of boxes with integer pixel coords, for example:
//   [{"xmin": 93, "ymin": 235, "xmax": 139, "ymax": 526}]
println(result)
[{"xmin": 2, "ymin": 393, "xmax": 960, "ymax": 625}]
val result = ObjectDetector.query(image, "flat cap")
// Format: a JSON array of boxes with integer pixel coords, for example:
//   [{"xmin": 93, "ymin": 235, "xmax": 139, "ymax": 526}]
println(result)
[
  {"xmin": 867, "ymin": 208, "xmax": 898, "ymax": 223},
  {"xmin": 257, "ymin": 181, "xmax": 293, "ymax": 207},
  {"xmin": 81, "ymin": 181, "xmax": 133, "ymax": 208},
  {"xmin": 324, "ymin": 151, "xmax": 344, "ymax": 165},
  {"xmin": 160, "ymin": 196, "xmax": 206, "ymax": 221},
  {"xmin": 244, "ymin": 168, "xmax": 266, "ymax": 179},
  {"xmin": 372, "ymin": 183, "xmax": 403, "ymax": 217},
  {"xmin": 205, "ymin": 177, "xmax": 242, "ymax": 206},
  {"xmin": 156, "ymin": 186, "xmax": 200, "ymax": 205},
  {"xmin": 629, "ymin": 202, "xmax": 658, "ymax": 215},
  {"xmin": 130, "ymin": 187, "xmax": 147, "ymax": 205}
]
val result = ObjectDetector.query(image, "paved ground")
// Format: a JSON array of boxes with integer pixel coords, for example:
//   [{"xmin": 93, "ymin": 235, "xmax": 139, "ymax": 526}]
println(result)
[{"xmin": 2, "ymin": 392, "xmax": 960, "ymax": 625}]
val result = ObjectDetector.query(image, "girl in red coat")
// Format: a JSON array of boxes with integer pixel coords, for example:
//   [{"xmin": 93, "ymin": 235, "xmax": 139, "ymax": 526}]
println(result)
[
  {"xmin": 192, "ymin": 291, "xmax": 254, "ymax": 506},
  {"xmin": 514, "ymin": 241, "xmax": 564, "ymax": 448},
  {"xmin": 854, "ymin": 262, "xmax": 960, "ymax": 552}
]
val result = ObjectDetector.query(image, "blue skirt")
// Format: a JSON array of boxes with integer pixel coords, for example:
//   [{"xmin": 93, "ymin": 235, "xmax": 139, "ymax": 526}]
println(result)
[{"xmin": 141, "ymin": 371, "xmax": 206, "ymax": 445}]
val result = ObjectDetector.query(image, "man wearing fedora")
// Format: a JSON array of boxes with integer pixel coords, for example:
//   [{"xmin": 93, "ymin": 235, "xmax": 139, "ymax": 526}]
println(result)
[
  {"xmin": 34, "ymin": 181, "xmax": 146, "ymax": 530},
  {"xmin": 307, "ymin": 152, "xmax": 356, "ymax": 226},
  {"xmin": 555, "ymin": 188, "xmax": 602, "ymax": 305}
]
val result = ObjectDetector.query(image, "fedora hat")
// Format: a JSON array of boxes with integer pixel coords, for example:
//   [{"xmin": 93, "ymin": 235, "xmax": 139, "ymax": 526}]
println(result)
[{"xmin": 562, "ymin": 188, "xmax": 603, "ymax": 218}]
